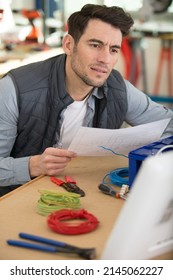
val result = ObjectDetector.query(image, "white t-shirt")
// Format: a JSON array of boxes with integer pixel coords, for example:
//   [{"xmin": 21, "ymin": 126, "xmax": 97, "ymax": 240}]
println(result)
[{"xmin": 60, "ymin": 96, "xmax": 89, "ymax": 149}]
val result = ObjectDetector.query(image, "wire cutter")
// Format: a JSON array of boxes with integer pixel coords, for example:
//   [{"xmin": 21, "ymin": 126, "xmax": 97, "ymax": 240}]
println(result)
[
  {"xmin": 7, "ymin": 232, "xmax": 96, "ymax": 260},
  {"xmin": 51, "ymin": 175, "xmax": 85, "ymax": 197}
]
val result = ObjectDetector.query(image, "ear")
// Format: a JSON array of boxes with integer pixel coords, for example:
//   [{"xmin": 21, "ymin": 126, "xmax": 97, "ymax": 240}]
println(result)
[{"xmin": 62, "ymin": 34, "xmax": 74, "ymax": 55}]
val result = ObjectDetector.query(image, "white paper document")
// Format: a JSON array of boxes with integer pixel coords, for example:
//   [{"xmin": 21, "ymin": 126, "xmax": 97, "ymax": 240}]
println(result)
[{"xmin": 68, "ymin": 118, "xmax": 171, "ymax": 156}]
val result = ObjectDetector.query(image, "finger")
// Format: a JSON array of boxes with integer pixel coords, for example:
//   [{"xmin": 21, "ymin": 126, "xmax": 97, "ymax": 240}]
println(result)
[
  {"xmin": 46, "ymin": 160, "xmax": 70, "ymax": 170},
  {"xmin": 43, "ymin": 154, "xmax": 72, "ymax": 164},
  {"xmin": 54, "ymin": 148, "xmax": 77, "ymax": 158},
  {"xmin": 46, "ymin": 167, "xmax": 66, "ymax": 176},
  {"xmin": 45, "ymin": 147, "xmax": 77, "ymax": 158}
]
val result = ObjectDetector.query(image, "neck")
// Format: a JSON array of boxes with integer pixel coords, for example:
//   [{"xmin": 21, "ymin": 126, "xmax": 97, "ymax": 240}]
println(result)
[{"xmin": 65, "ymin": 60, "xmax": 93, "ymax": 101}]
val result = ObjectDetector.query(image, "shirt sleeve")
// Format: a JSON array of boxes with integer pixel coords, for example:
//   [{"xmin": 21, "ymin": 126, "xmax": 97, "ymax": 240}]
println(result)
[
  {"xmin": 124, "ymin": 80, "xmax": 173, "ymax": 137},
  {"xmin": 0, "ymin": 75, "xmax": 31, "ymax": 186}
]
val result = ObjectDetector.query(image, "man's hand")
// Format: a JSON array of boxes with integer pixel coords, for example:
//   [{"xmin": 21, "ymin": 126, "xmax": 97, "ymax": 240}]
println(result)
[{"xmin": 29, "ymin": 147, "xmax": 77, "ymax": 178}]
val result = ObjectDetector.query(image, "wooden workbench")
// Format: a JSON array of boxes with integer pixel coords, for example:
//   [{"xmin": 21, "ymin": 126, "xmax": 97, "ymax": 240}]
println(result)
[{"xmin": 0, "ymin": 156, "xmax": 172, "ymax": 260}]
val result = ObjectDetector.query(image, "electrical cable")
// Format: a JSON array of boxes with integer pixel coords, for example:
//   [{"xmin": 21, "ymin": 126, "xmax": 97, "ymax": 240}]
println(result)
[
  {"xmin": 37, "ymin": 189, "xmax": 81, "ymax": 216},
  {"xmin": 98, "ymin": 145, "xmax": 129, "ymax": 198},
  {"xmin": 99, "ymin": 146, "xmax": 129, "ymax": 186},
  {"xmin": 156, "ymin": 144, "xmax": 173, "ymax": 155},
  {"xmin": 47, "ymin": 209, "xmax": 99, "ymax": 235},
  {"xmin": 99, "ymin": 146, "xmax": 128, "ymax": 158},
  {"xmin": 103, "ymin": 167, "xmax": 129, "ymax": 187}
]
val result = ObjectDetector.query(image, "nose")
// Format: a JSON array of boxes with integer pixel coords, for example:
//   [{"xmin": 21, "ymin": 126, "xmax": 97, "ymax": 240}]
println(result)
[{"xmin": 97, "ymin": 47, "xmax": 111, "ymax": 64}]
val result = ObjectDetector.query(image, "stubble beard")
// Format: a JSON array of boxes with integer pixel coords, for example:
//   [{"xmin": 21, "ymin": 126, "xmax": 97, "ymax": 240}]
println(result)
[{"xmin": 71, "ymin": 49, "xmax": 107, "ymax": 88}]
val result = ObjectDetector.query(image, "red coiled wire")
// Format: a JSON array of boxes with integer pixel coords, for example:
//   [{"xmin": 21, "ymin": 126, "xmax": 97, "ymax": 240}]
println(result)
[{"xmin": 47, "ymin": 209, "xmax": 99, "ymax": 235}]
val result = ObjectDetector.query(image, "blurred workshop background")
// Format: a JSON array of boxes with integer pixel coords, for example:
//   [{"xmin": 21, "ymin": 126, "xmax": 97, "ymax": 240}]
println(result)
[{"xmin": 0, "ymin": 0, "xmax": 173, "ymax": 103}]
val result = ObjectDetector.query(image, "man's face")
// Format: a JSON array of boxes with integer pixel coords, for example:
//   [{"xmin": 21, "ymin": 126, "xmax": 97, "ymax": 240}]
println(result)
[{"xmin": 66, "ymin": 19, "xmax": 122, "ymax": 88}]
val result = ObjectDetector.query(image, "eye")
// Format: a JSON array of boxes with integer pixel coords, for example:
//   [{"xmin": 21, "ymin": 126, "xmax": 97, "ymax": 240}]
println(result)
[
  {"xmin": 89, "ymin": 43, "xmax": 101, "ymax": 49},
  {"xmin": 111, "ymin": 47, "xmax": 119, "ymax": 54}
]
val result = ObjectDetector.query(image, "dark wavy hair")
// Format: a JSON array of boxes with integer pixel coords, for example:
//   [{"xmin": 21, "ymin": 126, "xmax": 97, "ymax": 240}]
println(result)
[{"xmin": 67, "ymin": 4, "xmax": 134, "ymax": 43}]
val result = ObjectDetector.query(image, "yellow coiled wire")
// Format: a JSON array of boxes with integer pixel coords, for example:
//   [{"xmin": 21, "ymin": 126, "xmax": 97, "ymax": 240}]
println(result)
[{"xmin": 37, "ymin": 189, "xmax": 81, "ymax": 216}]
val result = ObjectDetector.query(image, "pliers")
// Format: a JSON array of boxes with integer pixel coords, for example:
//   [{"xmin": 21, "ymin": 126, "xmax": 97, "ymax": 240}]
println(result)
[
  {"xmin": 51, "ymin": 175, "xmax": 85, "ymax": 197},
  {"xmin": 7, "ymin": 232, "xmax": 96, "ymax": 260}
]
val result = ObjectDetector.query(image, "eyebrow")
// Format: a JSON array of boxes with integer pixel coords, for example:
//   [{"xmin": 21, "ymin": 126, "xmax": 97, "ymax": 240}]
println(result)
[{"xmin": 88, "ymin": 39, "xmax": 121, "ymax": 49}]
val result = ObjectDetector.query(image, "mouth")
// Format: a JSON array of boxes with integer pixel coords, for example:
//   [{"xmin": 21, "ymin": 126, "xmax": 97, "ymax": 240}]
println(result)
[{"xmin": 90, "ymin": 65, "xmax": 108, "ymax": 74}]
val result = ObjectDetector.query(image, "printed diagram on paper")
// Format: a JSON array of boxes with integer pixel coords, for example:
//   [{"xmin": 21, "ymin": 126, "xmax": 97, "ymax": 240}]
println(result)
[{"xmin": 68, "ymin": 119, "xmax": 170, "ymax": 156}]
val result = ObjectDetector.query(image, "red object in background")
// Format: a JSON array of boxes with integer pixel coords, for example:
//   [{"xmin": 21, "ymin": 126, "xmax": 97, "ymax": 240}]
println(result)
[
  {"xmin": 153, "ymin": 39, "xmax": 173, "ymax": 96},
  {"xmin": 21, "ymin": 9, "xmax": 43, "ymax": 43},
  {"xmin": 121, "ymin": 37, "xmax": 140, "ymax": 86},
  {"xmin": 0, "ymin": 9, "xmax": 4, "ymax": 21},
  {"xmin": 22, "ymin": 9, "xmax": 42, "ymax": 20}
]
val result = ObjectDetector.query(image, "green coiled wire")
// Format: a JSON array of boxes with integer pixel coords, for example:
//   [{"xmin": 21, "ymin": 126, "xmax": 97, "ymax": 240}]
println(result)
[{"xmin": 37, "ymin": 189, "xmax": 81, "ymax": 216}]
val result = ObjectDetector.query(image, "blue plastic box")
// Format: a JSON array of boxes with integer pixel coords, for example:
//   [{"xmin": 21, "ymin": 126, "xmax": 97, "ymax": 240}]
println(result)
[{"xmin": 128, "ymin": 136, "xmax": 173, "ymax": 187}]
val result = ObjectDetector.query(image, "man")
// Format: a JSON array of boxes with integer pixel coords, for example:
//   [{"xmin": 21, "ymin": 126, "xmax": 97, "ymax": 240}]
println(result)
[{"xmin": 0, "ymin": 4, "xmax": 172, "ymax": 196}]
